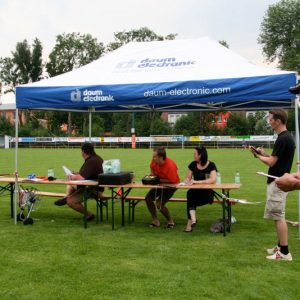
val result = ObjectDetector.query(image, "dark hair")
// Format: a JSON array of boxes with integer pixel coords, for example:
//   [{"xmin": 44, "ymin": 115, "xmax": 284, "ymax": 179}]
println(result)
[
  {"xmin": 195, "ymin": 146, "xmax": 208, "ymax": 165},
  {"xmin": 154, "ymin": 146, "xmax": 167, "ymax": 160},
  {"xmin": 269, "ymin": 109, "xmax": 288, "ymax": 125},
  {"xmin": 81, "ymin": 143, "xmax": 96, "ymax": 156}
]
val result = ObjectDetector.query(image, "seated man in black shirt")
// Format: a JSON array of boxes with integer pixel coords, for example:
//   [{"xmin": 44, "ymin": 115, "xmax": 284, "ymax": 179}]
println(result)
[{"xmin": 55, "ymin": 143, "xmax": 104, "ymax": 221}]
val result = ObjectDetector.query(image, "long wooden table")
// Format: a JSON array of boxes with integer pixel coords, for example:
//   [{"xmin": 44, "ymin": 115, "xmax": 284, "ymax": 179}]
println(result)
[{"xmin": 1, "ymin": 177, "xmax": 241, "ymax": 234}]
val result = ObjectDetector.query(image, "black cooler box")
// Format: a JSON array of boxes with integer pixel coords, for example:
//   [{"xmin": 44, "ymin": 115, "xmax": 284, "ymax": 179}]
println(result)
[{"xmin": 98, "ymin": 172, "xmax": 132, "ymax": 185}]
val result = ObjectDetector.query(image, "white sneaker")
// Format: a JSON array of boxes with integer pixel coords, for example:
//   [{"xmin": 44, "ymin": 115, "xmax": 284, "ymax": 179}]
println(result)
[
  {"xmin": 266, "ymin": 250, "xmax": 292, "ymax": 261},
  {"xmin": 266, "ymin": 245, "xmax": 280, "ymax": 255}
]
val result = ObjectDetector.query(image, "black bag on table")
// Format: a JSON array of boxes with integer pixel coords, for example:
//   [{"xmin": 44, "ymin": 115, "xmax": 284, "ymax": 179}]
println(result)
[
  {"xmin": 142, "ymin": 175, "xmax": 160, "ymax": 185},
  {"xmin": 98, "ymin": 172, "xmax": 132, "ymax": 185}
]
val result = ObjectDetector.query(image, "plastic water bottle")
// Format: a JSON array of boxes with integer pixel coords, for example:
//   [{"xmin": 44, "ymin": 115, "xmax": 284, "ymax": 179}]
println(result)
[
  {"xmin": 48, "ymin": 168, "xmax": 54, "ymax": 178},
  {"xmin": 235, "ymin": 171, "xmax": 240, "ymax": 184},
  {"xmin": 216, "ymin": 172, "xmax": 221, "ymax": 184}
]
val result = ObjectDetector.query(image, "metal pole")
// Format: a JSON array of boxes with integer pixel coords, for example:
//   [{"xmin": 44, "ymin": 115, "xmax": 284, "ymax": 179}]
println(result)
[
  {"xmin": 88, "ymin": 109, "xmax": 92, "ymax": 142},
  {"xmin": 131, "ymin": 113, "xmax": 136, "ymax": 149},
  {"xmin": 295, "ymin": 97, "xmax": 300, "ymax": 238},
  {"xmin": 14, "ymin": 108, "xmax": 19, "ymax": 224}
]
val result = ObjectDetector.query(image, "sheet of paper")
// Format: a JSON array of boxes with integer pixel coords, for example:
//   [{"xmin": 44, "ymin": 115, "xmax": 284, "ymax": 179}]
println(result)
[
  {"xmin": 68, "ymin": 180, "xmax": 96, "ymax": 184},
  {"xmin": 229, "ymin": 198, "xmax": 261, "ymax": 204},
  {"xmin": 256, "ymin": 171, "xmax": 278, "ymax": 179},
  {"xmin": 62, "ymin": 166, "xmax": 74, "ymax": 176},
  {"xmin": 178, "ymin": 182, "xmax": 192, "ymax": 186}
]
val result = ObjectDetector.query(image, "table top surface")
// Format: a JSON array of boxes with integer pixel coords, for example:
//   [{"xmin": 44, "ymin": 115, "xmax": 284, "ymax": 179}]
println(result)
[{"xmin": 0, "ymin": 177, "xmax": 241, "ymax": 190}]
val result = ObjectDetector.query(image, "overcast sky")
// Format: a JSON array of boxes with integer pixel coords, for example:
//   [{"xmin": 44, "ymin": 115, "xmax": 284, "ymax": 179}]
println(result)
[{"xmin": 0, "ymin": 0, "xmax": 279, "ymax": 102}]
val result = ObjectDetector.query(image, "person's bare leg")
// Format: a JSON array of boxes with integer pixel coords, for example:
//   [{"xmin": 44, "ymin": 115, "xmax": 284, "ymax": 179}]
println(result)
[
  {"xmin": 67, "ymin": 196, "xmax": 93, "ymax": 218},
  {"xmin": 64, "ymin": 185, "xmax": 76, "ymax": 196},
  {"xmin": 189, "ymin": 210, "xmax": 196, "ymax": 224},
  {"xmin": 185, "ymin": 219, "xmax": 193, "ymax": 231},
  {"xmin": 157, "ymin": 202, "xmax": 173, "ymax": 225},
  {"xmin": 145, "ymin": 196, "xmax": 160, "ymax": 226}
]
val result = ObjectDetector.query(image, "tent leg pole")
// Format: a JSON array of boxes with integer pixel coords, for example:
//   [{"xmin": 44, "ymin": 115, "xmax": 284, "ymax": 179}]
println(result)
[
  {"xmin": 14, "ymin": 108, "xmax": 19, "ymax": 225},
  {"xmin": 89, "ymin": 110, "xmax": 92, "ymax": 142},
  {"xmin": 294, "ymin": 97, "xmax": 300, "ymax": 238}
]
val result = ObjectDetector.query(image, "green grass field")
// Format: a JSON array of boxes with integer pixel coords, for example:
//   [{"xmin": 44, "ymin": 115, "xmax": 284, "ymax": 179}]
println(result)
[{"xmin": 0, "ymin": 148, "xmax": 299, "ymax": 299}]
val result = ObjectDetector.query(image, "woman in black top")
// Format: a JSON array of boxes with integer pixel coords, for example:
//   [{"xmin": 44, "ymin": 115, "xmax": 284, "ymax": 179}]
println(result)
[{"xmin": 184, "ymin": 146, "xmax": 217, "ymax": 232}]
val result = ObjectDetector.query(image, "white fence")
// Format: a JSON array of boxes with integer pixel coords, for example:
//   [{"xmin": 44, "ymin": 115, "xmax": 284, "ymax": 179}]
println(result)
[{"xmin": 6, "ymin": 135, "xmax": 278, "ymax": 149}]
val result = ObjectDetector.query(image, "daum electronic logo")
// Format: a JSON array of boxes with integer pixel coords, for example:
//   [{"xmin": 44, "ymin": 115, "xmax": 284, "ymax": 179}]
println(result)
[
  {"xmin": 70, "ymin": 89, "xmax": 81, "ymax": 102},
  {"xmin": 70, "ymin": 89, "xmax": 114, "ymax": 102},
  {"xmin": 116, "ymin": 57, "xmax": 195, "ymax": 69}
]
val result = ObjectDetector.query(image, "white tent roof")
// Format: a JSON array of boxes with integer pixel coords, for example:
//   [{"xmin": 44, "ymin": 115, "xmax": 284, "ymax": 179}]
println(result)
[{"xmin": 16, "ymin": 37, "xmax": 297, "ymax": 112}]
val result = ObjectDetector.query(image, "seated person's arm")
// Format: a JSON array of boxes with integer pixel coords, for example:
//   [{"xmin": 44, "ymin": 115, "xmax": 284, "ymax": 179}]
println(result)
[
  {"xmin": 68, "ymin": 173, "xmax": 85, "ymax": 181},
  {"xmin": 205, "ymin": 170, "xmax": 217, "ymax": 184},
  {"xmin": 184, "ymin": 170, "xmax": 193, "ymax": 184}
]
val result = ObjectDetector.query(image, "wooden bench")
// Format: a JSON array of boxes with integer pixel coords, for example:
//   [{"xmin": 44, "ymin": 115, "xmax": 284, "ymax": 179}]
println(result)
[
  {"xmin": 31, "ymin": 191, "xmax": 236, "ymax": 234},
  {"xmin": 34, "ymin": 191, "xmax": 112, "ymax": 223},
  {"xmin": 121, "ymin": 196, "xmax": 235, "ymax": 225},
  {"xmin": 35, "ymin": 191, "xmax": 65, "ymax": 197}
]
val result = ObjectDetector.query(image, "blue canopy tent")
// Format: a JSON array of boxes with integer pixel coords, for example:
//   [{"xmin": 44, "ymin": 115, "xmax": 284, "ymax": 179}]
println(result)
[
  {"xmin": 15, "ymin": 37, "xmax": 299, "ymax": 231},
  {"xmin": 16, "ymin": 37, "xmax": 296, "ymax": 112}
]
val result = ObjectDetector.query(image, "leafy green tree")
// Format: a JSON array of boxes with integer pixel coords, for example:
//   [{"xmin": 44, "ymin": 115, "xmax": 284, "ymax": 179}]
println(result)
[
  {"xmin": 0, "ymin": 115, "xmax": 14, "ymax": 136},
  {"xmin": 219, "ymin": 40, "xmax": 229, "ymax": 48},
  {"xmin": 0, "ymin": 39, "xmax": 43, "ymax": 126},
  {"xmin": 150, "ymin": 118, "xmax": 172, "ymax": 135},
  {"xmin": 247, "ymin": 111, "xmax": 268, "ymax": 134},
  {"xmin": 226, "ymin": 113, "xmax": 249, "ymax": 135},
  {"xmin": 112, "ymin": 113, "xmax": 132, "ymax": 136},
  {"xmin": 258, "ymin": 0, "xmax": 300, "ymax": 72},
  {"xmin": 46, "ymin": 32, "xmax": 105, "ymax": 76},
  {"xmin": 254, "ymin": 119, "xmax": 272, "ymax": 135},
  {"xmin": 107, "ymin": 27, "xmax": 177, "ymax": 51},
  {"xmin": 46, "ymin": 32, "xmax": 105, "ymax": 135},
  {"xmin": 173, "ymin": 114, "xmax": 199, "ymax": 136},
  {"xmin": 112, "ymin": 112, "xmax": 172, "ymax": 136},
  {"xmin": 83, "ymin": 114, "xmax": 105, "ymax": 137},
  {"xmin": 99, "ymin": 113, "xmax": 114, "ymax": 133},
  {"xmin": 206, "ymin": 124, "xmax": 224, "ymax": 136},
  {"xmin": 0, "ymin": 38, "xmax": 43, "ymax": 93},
  {"xmin": 286, "ymin": 108, "xmax": 295, "ymax": 132}
]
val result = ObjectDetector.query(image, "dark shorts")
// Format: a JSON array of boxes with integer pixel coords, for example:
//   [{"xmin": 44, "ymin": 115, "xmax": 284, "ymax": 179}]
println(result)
[{"xmin": 146, "ymin": 188, "xmax": 176, "ymax": 205}]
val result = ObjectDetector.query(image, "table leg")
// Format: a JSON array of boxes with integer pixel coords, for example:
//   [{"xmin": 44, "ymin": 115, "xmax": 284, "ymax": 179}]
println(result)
[
  {"xmin": 221, "ymin": 190, "xmax": 226, "ymax": 237},
  {"xmin": 10, "ymin": 183, "xmax": 14, "ymax": 218},
  {"xmin": 84, "ymin": 187, "xmax": 88, "ymax": 229},
  {"xmin": 111, "ymin": 188, "xmax": 115, "ymax": 230},
  {"xmin": 121, "ymin": 187, "xmax": 124, "ymax": 226},
  {"xmin": 0, "ymin": 183, "xmax": 15, "ymax": 218},
  {"xmin": 128, "ymin": 200, "xmax": 131, "ymax": 224},
  {"xmin": 225, "ymin": 190, "xmax": 232, "ymax": 233},
  {"xmin": 121, "ymin": 188, "xmax": 132, "ymax": 227}
]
